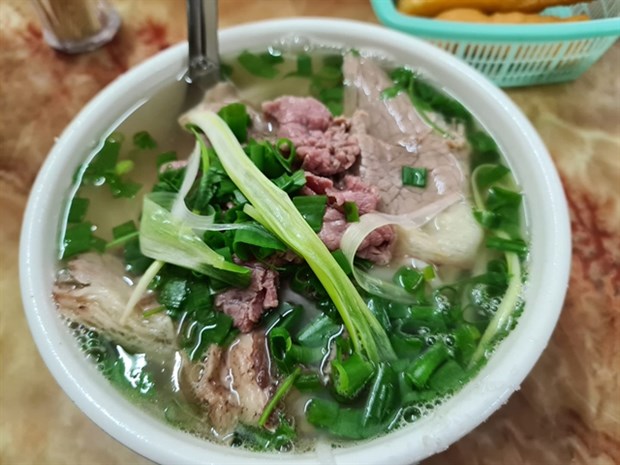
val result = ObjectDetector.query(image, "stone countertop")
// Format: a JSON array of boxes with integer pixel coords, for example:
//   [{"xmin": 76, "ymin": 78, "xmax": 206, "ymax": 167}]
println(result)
[{"xmin": 0, "ymin": 1, "xmax": 618, "ymax": 464}]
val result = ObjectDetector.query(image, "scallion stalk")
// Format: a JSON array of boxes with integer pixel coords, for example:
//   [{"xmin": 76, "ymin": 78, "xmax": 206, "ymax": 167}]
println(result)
[{"xmin": 185, "ymin": 111, "xmax": 396, "ymax": 363}]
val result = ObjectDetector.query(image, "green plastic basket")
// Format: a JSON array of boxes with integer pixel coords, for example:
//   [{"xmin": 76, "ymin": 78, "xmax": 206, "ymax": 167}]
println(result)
[{"xmin": 371, "ymin": 0, "xmax": 620, "ymax": 87}]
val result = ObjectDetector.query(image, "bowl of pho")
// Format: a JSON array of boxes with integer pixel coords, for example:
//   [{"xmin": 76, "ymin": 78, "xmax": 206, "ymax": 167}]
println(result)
[{"xmin": 20, "ymin": 18, "xmax": 570, "ymax": 465}]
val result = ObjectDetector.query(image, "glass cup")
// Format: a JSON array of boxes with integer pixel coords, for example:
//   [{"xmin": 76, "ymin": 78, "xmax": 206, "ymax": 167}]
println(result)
[{"xmin": 31, "ymin": 0, "xmax": 121, "ymax": 54}]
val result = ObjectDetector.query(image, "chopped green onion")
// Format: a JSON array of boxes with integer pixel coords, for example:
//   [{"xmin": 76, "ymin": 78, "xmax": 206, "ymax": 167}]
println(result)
[
  {"xmin": 264, "ymin": 302, "xmax": 304, "ymax": 334},
  {"xmin": 105, "ymin": 231, "xmax": 139, "ymax": 251},
  {"xmin": 405, "ymin": 341, "xmax": 450, "ymax": 389},
  {"xmin": 114, "ymin": 160, "xmax": 134, "ymax": 176},
  {"xmin": 402, "ymin": 166, "xmax": 428, "ymax": 188},
  {"xmin": 344, "ymin": 201, "xmax": 360, "ymax": 222},
  {"xmin": 294, "ymin": 373, "xmax": 322, "ymax": 391},
  {"xmin": 380, "ymin": 86, "xmax": 402, "ymax": 100},
  {"xmin": 428, "ymin": 359, "xmax": 466, "ymax": 392},
  {"xmin": 422, "ymin": 265, "xmax": 435, "ymax": 281},
  {"xmin": 389, "ymin": 334, "xmax": 424, "ymax": 359},
  {"xmin": 183, "ymin": 312, "xmax": 234, "ymax": 361},
  {"xmin": 107, "ymin": 175, "xmax": 142, "ymax": 199},
  {"xmin": 331, "ymin": 353, "xmax": 375, "ymax": 399},
  {"xmin": 393, "ymin": 266, "xmax": 425, "ymax": 294},
  {"xmin": 83, "ymin": 133, "xmax": 122, "ymax": 183},
  {"xmin": 305, "ymin": 398, "xmax": 400, "ymax": 440},
  {"xmin": 112, "ymin": 220, "xmax": 138, "ymax": 238},
  {"xmin": 362, "ymin": 362, "xmax": 398, "ymax": 426},
  {"xmin": 331, "ymin": 249, "xmax": 352, "ymax": 275},
  {"xmin": 296, "ymin": 314, "xmax": 341, "ymax": 348},
  {"xmin": 473, "ymin": 209, "xmax": 501, "ymax": 229}
]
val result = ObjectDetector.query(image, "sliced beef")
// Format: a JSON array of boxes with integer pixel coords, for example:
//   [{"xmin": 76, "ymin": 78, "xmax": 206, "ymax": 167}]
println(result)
[
  {"xmin": 300, "ymin": 171, "xmax": 333, "ymax": 196},
  {"xmin": 53, "ymin": 253, "xmax": 175, "ymax": 355},
  {"xmin": 262, "ymin": 97, "xmax": 361, "ymax": 176},
  {"xmin": 343, "ymin": 55, "xmax": 484, "ymax": 267},
  {"xmin": 214, "ymin": 263, "xmax": 279, "ymax": 332},
  {"xmin": 343, "ymin": 55, "xmax": 431, "ymax": 146},
  {"xmin": 343, "ymin": 55, "xmax": 466, "ymax": 214},
  {"xmin": 306, "ymin": 172, "xmax": 395, "ymax": 265},
  {"xmin": 192, "ymin": 332, "xmax": 274, "ymax": 434},
  {"xmin": 262, "ymin": 96, "xmax": 331, "ymax": 131},
  {"xmin": 326, "ymin": 175, "xmax": 380, "ymax": 215},
  {"xmin": 319, "ymin": 207, "xmax": 395, "ymax": 265}
]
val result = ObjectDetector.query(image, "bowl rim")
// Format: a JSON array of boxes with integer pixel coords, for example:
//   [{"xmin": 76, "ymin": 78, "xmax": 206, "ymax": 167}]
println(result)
[{"xmin": 19, "ymin": 17, "xmax": 571, "ymax": 465}]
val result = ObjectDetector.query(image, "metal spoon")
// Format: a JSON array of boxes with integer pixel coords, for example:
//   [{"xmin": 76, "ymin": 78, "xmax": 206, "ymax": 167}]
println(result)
[{"xmin": 184, "ymin": 0, "xmax": 220, "ymax": 107}]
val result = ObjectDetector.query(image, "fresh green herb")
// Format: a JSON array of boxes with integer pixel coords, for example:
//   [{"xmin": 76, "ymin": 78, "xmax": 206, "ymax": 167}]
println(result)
[
  {"xmin": 156, "ymin": 151, "xmax": 177, "ymax": 168},
  {"xmin": 259, "ymin": 367, "xmax": 301, "ymax": 427},
  {"xmin": 61, "ymin": 222, "xmax": 105, "ymax": 259},
  {"xmin": 331, "ymin": 353, "xmax": 375, "ymax": 399},
  {"xmin": 133, "ymin": 131, "xmax": 157, "ymax": 150},
  {"xmin": 217, "ymin": 103, "xmax": 250, "ymax": 143},
  {"xmin": 486, "ymin": 236, "xmax": 528, "ymax": 256},
  {"xmin": 67, "ymin": 197, "xmax": 89, "ymax": 224},
  {"xmin": 232, "ymin": 224, "xmax": 287, "ymax": 261},
  {"xmin": 139, "ymin": 195, "xmax": 252, "ymax": 288},
  {"xmin": 106, "ymin": 220, "xmax": 140, "ymax": 250},
  {"xmin": 233, "ymin": 414, "xmax": 296, "ymax": 451},
  {"xmin": 272, "ymin": 170, "xmax": 306, "ymax": 194},
  {"xmin": 292, "ymin": 195, "xmax": 327, "ymax": 232},
  {"xmin": 286, "ymin": 53, "xmax": 312, "ymax": 77},
  {"xmin": 238, "ymin": 50, "xmax": 282, "ymax": 78}
]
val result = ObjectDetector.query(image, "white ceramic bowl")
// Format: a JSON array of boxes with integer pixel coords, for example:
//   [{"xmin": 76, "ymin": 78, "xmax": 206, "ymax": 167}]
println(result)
[{"xmin": 20, "ymin": 18, "xmax": 571, "ymax": 465}]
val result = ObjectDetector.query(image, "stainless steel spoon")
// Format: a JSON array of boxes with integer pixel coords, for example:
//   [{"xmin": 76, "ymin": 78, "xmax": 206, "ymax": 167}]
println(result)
[{"xmin": 185, "ymin": 0, "xmax": 220, "ymax": 107}]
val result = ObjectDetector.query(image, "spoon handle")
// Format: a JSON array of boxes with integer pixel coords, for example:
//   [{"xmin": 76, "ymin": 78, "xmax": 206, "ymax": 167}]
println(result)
[{"xmin": 186, "ymin": 0, "xmax": 220, "ymax": 83}]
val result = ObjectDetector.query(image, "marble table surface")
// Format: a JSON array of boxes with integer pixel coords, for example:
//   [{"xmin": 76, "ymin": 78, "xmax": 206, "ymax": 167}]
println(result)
[{"xmin": 1, "ymin": 1, "xmax": 618, "ymax": 464}]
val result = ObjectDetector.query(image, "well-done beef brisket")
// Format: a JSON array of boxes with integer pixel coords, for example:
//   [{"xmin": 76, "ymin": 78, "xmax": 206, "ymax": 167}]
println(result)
[
  {"xmin": 214, "ymin": 263, "xmax": 279, "ymax": 332},
  {"xmin": 53, "ymin": 253, "xmax": 175, "ymax": 355},
  {"xmin": 262, "ymin": 96, "xmax": 360, "ymax": 176},
  {"xmin": 192, "ymin": 332, "xmax": 274, "ymax": 434}
]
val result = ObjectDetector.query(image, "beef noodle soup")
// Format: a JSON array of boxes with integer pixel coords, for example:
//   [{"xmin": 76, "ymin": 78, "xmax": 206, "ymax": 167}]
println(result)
[{"xmin": 53, "ymin": 46, "xmax": 528, "ymax": 452}]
